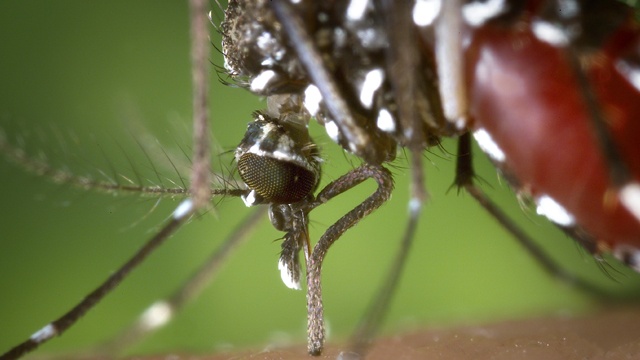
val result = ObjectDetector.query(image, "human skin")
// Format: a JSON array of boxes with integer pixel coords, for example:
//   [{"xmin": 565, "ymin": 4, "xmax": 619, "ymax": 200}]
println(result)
[{"xmin": 138, "ymin": 306, "xmax": 640, "ymax": 360}]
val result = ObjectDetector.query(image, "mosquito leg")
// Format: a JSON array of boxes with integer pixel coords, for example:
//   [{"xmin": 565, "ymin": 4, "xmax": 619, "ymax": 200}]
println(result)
[
  {"xmin": 0, "ymin": 200, "xmax": 195, "ymax": 360},
  {"xmin": 95, "ymin": 206, "xmax": 266, "ymax": 355},
  {"xmin": 188, "ymin": 0, "xmax": 212, "ymax": 210},
  {"xmin": 342, "ymin": 156, "xmax": 423, "ymax": 359},
  {"xmin": 330, "ymin": 3, "xmax": 427, "ymax": 358},
  {"xmin": 337, "ymin": 12, "xmax": 470, "ymax": 355},
  {"xmin": 344, "ymin": 168, "xmax": 421, "ymax": 359},
  {"xmin": 303, "ymin": 165, "xmax": 393, "ymax": 355},
  {"xmin": 0, "ymin": 2, "xmax": 218, "ymax": 358},
  {"xmin": 455, "ymin": 132, "xmax": 614, "ymax": 298}
]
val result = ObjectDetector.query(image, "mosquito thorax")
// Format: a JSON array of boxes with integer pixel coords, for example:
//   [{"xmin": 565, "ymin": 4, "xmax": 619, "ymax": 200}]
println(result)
[
  {"xmin": 235, "ymin": 111, "xmax": 321, "ymax": 207},
  {"xmin": 221, "ymin": 0, "xmax": 452, "ymax": 166}
]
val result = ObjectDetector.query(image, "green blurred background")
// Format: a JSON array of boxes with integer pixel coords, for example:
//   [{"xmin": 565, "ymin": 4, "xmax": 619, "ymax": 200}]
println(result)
[{"xmin": 1, "ymin": 1, "xmax": 639, "ymax": 358}]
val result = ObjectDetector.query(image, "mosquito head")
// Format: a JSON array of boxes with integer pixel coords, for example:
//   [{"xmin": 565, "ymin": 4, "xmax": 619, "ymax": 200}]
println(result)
[{"xmin": 235, "ymin": 111, "xmax": 321, "ymax": 206}]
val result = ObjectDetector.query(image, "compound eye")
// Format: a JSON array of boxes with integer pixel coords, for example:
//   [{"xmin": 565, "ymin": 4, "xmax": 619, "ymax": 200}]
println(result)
[{"xmin": 238, "ymin": 153, "xmax": 317, "ymax": 204}]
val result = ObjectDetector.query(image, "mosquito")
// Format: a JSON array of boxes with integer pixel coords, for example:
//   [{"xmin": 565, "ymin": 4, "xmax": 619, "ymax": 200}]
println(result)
[
  {"xmin": 1, "ymin": 0, "xmax": 640, "ymax": 360},
  {"xmin": 221, "ymin": 0, "xmax": 640, "ymax": 355}
]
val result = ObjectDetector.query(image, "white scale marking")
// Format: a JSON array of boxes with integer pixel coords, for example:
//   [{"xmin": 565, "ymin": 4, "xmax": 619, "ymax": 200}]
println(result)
[
  {"xmin": 348, "ymin": 141, "xmax": 359, "ymax": 153},
  {"xmin": 532, "ymin": 20, "xmax": 571, "ymax": 47},
  {"xmin": 278, "ymin": 259, "xmax": 301, "ymax": 290},
  {"xmin": 536, "ymin": 195, "xmax": 575, "ymax": 227},
  {"xmin": 359, "ymin": 68, "xmax": 384, "ymax": 109},
  {"xmin": 272, "ymin": 149, "xmax": 302, "ymax": 164},
  {"xmin": 304, "ymin": 84, "xmax": 322, "ymax": 116},
  {"xmin": 473, "ymin": 128, "xmax": 506, "ymax": 162},
  {"xmin": 140, "ymin": 301, "xmax": 173, "ymax": 330},
  {"xmin": 325, "ymin": 121, "xmax": 340, "ymax": 143},
  {"xmin": 376, "ymin": 108, "xmax": 395, "ymax": 133},
  {"xmin": 247, "ymin": 143, "xmax": 265, "ymax": 157},
  {"xmin": 244, "ymin": 123, "xmax": 277, "ymax": 158},
  {"xmin": 346, "ymin": 0, "xmax": 369, "ymax": 21},
  {"xmin": 462, "ymin": 0, "xmax": 508, "ymax": 27},
  {"xmin": 250, "ymin": 70, "xmax": 276, "ymax": 92},
  {"xmin": 242, "ymin": 190, "xmax": 257, "ymax": 207},
  {"xmin": 620, "ymin": 182, "xmax": 640, "ymax": 223},
  {"xmin": 616, "ymin": 59, "xmax": 640, "ymax": 92},
  {"xmin": 272, "ymin": 150, "xmax": 291, "ymax": 161},
  {"xmin": 409, "ymin": 198, "xmax": 422, "ymax": 215},
  {"xmin": 30, "ymin": 323, "xmax": 57, "ymax": 342},
  {"xmin": 413, "ymin": 0, "xmax": 441, "ymax": 27},
  {"xmin": 257, "ymin": 31, "xmax": 274, "ymax": 50},
  {"xmin": 246, "ymin": 140, "xmax": 311, "ymax": 173},
  {"xmin": 173, "ymin": 199, "xmax": 194, "ymax": 220},
  {"xmin": 256, "ymin": 32, "xmax": 280, "ymax": 67}
]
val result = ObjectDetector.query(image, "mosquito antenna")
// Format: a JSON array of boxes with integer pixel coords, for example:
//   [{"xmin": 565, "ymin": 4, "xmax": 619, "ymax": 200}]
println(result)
[{"xmin": 0, "ymin": 133, "xmax": 191, "ymax": 196}]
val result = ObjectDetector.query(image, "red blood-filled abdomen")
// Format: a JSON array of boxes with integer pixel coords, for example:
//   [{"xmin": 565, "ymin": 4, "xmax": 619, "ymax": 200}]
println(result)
[{"xmin": 466, "ymin": 23, "xmax": 640, "ymax": 249}]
